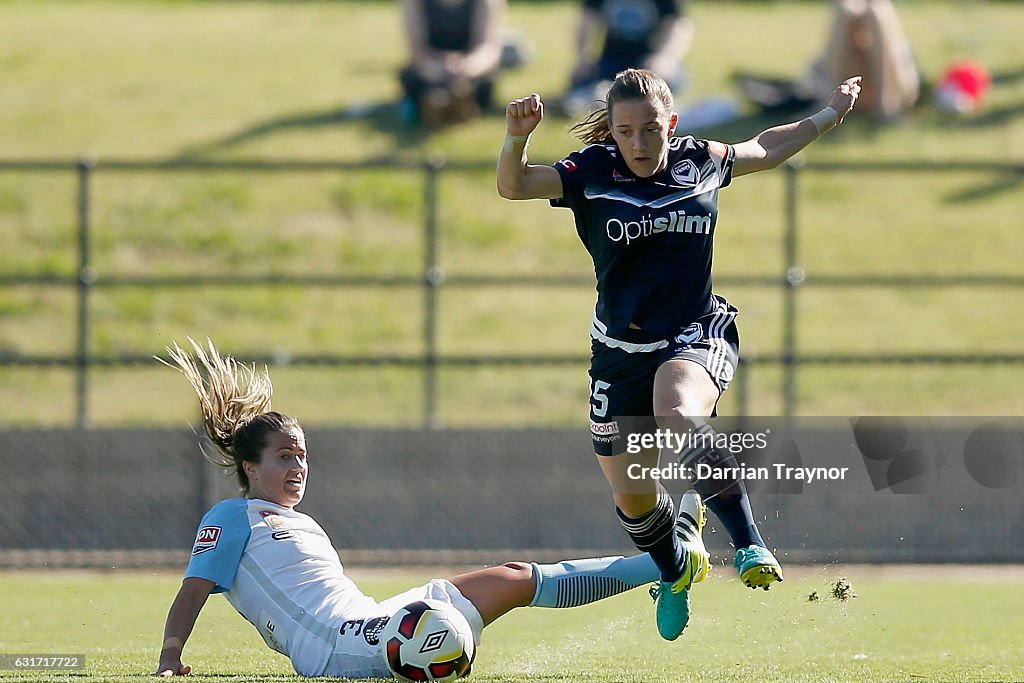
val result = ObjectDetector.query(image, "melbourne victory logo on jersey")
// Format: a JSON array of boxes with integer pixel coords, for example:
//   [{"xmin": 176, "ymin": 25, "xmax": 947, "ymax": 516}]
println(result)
[
  {"xmin": 674, "ymin": 322, "xmax": 703, "ymax": 345},
  {"xmin": 670, "ymin": 159, "xmax": 700, "ymax": 187}
]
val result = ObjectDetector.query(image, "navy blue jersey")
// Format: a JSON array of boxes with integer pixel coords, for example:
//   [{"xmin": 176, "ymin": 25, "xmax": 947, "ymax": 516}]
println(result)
[{"xmin": 552, "ymin": 135, "xmax": 734, "ymax": 343}]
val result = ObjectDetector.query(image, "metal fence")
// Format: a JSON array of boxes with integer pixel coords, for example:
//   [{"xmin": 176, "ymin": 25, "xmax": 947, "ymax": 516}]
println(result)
[
  {"xmin": 1, "ymin": 156, "xmax": 1023, "ymax": 427},
  {"xmin": 4, "ymin": 423, "xmax": 1022, "ymax": 565}
]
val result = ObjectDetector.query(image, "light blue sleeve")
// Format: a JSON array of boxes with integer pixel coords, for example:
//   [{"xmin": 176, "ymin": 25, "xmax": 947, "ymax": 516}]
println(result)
[{"xmin": 184, "ymin": 498, "xmax": 251, "ymax": 593}]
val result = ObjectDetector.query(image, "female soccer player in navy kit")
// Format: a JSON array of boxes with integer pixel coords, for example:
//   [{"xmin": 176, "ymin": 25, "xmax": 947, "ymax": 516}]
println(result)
[
  {"xmin": 154, "ymin": 338, "xmax": 706, "ymax": 677},
  {"xmin": 497, "ymin": 68, "xmax": 861, "ymax": 641}
]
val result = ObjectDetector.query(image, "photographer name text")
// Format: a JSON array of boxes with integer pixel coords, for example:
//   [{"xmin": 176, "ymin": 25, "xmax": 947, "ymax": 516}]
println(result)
[{"xmin": 627, "ymin": 462, "xmax": 850, "ymax": 482}]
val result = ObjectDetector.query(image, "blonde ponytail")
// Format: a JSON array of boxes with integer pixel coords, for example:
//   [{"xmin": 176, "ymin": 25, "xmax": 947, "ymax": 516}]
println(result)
[{"xmin": 158, "ymin": 338, "xmax": 297, "ymax": 492}]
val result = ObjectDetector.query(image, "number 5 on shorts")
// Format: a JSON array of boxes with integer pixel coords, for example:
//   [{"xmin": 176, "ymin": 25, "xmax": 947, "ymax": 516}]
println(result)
[{"xmin": 590, "ymin": 379, "xmax": 610, "ymax": 418}]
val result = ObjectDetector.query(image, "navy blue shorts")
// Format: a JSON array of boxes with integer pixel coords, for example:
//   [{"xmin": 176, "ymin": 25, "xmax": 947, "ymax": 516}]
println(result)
[{"xmin": 588, "ymin": 296, "xmax": 740, "ymax": 456}]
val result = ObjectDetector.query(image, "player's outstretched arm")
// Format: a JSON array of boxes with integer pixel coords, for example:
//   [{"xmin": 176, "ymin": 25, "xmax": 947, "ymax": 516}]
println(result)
[
  {"xmin": 731, "ymin": 76, "xmax": 862, "ymax": 178},
  {"xmin": 496, "ymin": 93, "xmax": 563, "ymax": 201},
  {"xmin": 155, "ymin": 577, "xmax": 215, "ymax": 677}
]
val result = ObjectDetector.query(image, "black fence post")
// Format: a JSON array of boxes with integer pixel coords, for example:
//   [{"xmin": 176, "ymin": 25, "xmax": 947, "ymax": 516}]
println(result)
[
  {"xmin": 782, "ymin": 159, "xmax": 805, "ymax": 418},
  {"xmin": 75, "ymin": 155, "xmax": 97, "ymax": 428},
  {"xmin": 423, "ymin": 156, "xmax": 445, "ymax": 430},
  {"xmin": 2, "ymin": 156, "xmax": 1023, "ymax": 427}
]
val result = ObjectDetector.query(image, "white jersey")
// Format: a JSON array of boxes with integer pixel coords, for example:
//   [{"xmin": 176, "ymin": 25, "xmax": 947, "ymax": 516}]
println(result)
[{"xmin": 185, "ymin": 498, "xmax": 388, "ymax": 676}]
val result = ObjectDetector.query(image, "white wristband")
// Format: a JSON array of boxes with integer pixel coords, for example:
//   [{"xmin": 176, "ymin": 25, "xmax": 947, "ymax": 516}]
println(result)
[
  {"xmin": 809, "ymin": 107, "xmax": 839, "ymax": 136},
  {"xmin": 503, "ymin": 133, "xmax": 530, "ymax": 154}
]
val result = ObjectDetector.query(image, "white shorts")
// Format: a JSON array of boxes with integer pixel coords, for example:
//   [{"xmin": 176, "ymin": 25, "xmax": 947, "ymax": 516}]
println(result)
[{"xmin": 320, "ymin": 579, "xmax": 484, "ymax": 679}]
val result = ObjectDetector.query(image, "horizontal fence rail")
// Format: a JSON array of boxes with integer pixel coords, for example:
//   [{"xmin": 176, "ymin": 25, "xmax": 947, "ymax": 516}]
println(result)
[{"xmin": 1, "ymin": 156, "xmax": 1022, "ymax": 426}]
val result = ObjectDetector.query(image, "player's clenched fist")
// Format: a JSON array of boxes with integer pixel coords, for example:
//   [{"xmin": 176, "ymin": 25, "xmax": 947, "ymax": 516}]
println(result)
[
  {"xmin": 828, "ymin": 76, "xmax": 862, "ymax": 123},
  {"xmin": 506, "ymin": 94, "xmax": 544, "ymax": 137}
]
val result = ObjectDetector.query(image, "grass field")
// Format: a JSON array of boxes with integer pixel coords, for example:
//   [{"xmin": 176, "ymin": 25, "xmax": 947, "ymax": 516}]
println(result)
[
  {"xmin": 1, "ymin": 1, "xmax": 1023, "ymax": 425},
  {"xmin": 1, "ymin": 567, "xmax": 1022, "ymax": 682}
]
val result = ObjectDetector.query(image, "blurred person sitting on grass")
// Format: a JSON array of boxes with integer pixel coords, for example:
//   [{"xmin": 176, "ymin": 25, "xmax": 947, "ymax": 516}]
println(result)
[
  {"xmin": 497, "ymin": 68, "xmax": 861, "ymax": 642},
  {"xmin": 155, "ymin": 338, "xmax": 708, "ymax": 678},
  {"xmin": 399, "ymin": 0, "xmax": 506, "ymax": 129},
  {"xmin": 560, "ymin": 0, "xmax": 693, "ymax": 117},
  {"xmin": 737, "ymin": 0, "xmax": 918, "ymax": 122}
]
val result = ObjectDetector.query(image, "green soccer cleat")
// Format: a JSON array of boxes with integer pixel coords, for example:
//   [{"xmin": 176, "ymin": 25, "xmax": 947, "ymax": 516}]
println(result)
[
  {"xmin": 734, "ymin": 545, "xmax": 784, "ymax": 590},
  {"xmin": 675, "ymin": 490, "xmax": 710, "ymax": 586},
  {"xmin": 650, "ymin": 578, "xmax": 691, "ymax": 641}
]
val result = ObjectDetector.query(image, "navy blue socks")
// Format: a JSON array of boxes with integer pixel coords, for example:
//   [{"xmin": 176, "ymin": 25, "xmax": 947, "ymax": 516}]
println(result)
[{"xmin": 702, "ymin": 482, "xmax": 765, "ymax": 550}]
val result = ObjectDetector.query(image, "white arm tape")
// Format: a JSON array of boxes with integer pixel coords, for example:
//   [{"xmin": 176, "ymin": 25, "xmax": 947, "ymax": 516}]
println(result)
[
  {"xmin": 809, "ymin": 107, "xmax": 839, "ymax": 136},
  {"xmin": 503, "ymin": 133, "xmax": 530, "ymax": 154}
]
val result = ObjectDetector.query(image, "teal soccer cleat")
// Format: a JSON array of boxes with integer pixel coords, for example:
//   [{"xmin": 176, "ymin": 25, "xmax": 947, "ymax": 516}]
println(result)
[
  {"xmin": 650, "ymin": 490, "xmax": 711, "ymax": 641},
  {"xmin": 734, "ymin": 545, "xmax": 784, "ymax": 590},
  {"xmin": 651, "ymin": 578, "xmax": 691, "ymax": 641}
]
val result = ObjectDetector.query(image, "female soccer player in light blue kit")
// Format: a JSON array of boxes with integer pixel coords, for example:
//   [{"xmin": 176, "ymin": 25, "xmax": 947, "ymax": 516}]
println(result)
[
  {"xmin": 154, "ymin": 339, "xmax": 707, "ymax": 678},
  {"xmin": 497, "ymin": 68, "xmax": 861, "ymax": 641}
]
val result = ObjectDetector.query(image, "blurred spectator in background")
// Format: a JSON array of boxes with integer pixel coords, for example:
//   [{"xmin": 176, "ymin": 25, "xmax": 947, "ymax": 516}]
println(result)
[
  {"xmin": 399, "ymin": 0, "xmax": 506, "ymax": 129},
  {"xmin": 810, "ymin": 0, "xmax": 918, "ymax": 120},
  {"xmin": 559, "ymin": 0, "xmax": 693, "ymax": 116},
  {"xmin": 738, "ymin": 0, "xmax": 919, "ymax": 122}
]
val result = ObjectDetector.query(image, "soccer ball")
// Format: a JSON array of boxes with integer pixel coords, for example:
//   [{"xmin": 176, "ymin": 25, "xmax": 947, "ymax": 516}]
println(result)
[{"xmin": 380, "ymin": 599, "xmax": 475, "ymax": 682}]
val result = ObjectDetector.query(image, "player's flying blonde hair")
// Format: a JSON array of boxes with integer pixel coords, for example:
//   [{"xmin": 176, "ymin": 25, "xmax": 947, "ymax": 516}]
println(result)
[{"xmin": 158, "ymin": 337, "xmax": 299, "ymax": 492}]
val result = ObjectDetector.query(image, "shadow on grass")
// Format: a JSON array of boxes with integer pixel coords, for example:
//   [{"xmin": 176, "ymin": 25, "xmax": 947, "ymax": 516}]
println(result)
[
  {"xmin": 943, "ymin": 172, "xmax": 1023, "ymax": 204},
  {"xmin": 172, "ymin": 98, "xmax": 527, "ymax": 161},
  {"xmin": 173, "ymin": 100, "xmax": 427, "ymax": 159},
  {"xmin": 941, "ymin": 66, "xmax": 1024, "ymax": 204},
  {"xmin": 991, "ymin": 66, "xmax": 1024, "ymax": 87},
  {"xmin": 966, "ymin": 100, "xmax": 1024, "ymax": 128},
  {"xmin": 157, "ymin": 676, "xmax": 632, "ymax": 683}
]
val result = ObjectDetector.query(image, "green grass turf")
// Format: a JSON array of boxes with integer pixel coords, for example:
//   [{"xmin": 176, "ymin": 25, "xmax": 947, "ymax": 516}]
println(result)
[
  {"xmin": 0, "ymin": 1, "xmax": 1023, "ymax": 424},
  {"xmin": 0, "ymin": 567, "xmax": 1021, "ymax": 682}
]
